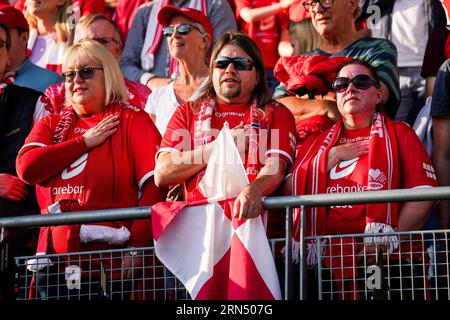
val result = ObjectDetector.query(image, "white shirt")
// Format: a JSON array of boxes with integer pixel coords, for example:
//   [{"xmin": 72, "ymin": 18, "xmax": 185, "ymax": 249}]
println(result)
[
  {"xmin": 145, "ymin": 79, "xmax": 205, "ymax": 135},
  {"xmin": 390, "ymin": 0, "xmax": 428, "ymax": 67}
]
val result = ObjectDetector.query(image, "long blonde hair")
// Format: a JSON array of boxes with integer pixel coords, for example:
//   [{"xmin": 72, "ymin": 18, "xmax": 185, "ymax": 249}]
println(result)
[
  {"xmin": 25, "ymin": 0, "xmax": 72, "ymax": 43},
  {"xmin": 63, "ymin": 40, "xmax": 128, "ymax": 106}
]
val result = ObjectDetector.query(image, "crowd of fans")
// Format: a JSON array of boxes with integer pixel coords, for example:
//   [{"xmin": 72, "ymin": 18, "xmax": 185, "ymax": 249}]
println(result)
[{"xmin": 0, "ymin": 0, "xmax": 449, "ymax": 300}]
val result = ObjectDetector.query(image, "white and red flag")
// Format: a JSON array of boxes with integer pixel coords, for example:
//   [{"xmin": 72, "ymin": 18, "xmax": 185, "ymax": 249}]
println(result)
[{"xmin": 151, "ymin": 124, "xmax": 282, "ymax": 300}]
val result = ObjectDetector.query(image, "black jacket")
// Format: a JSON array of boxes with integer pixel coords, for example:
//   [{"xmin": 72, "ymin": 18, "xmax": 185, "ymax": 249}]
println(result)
[{"xmin": 0, "ymin": 84, "xmax": 41, "ymax": 217}]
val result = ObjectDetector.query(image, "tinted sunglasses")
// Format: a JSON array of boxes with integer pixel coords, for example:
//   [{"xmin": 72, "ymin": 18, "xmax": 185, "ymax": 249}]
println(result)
[
  {"xmin": 62, "ymin": 67, "xmax": 103, "ymax": 83},
  {"xmin": 332, "ymin": 74, "xmax": 380, "ymax": 93},
  {"xmin": 163, "ymin": 24, "xmax": 201, "ymax": 37},
  {"xmin": 214, "ymin": 56, "xmax": 255, "ymax": 71},
  {"xmin": 303, "ymin": 0, "xmax": 334, "ymax": 11}
]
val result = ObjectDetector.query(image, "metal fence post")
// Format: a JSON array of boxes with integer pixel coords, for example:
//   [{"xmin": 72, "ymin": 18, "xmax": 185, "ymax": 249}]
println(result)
[
  {"xmin": 285, "ymin": 206, "xmax": 293, "ymax": 300},
  {"xmin": 299, "ymin": 205, "xmax": 306, "ymax": 300}
]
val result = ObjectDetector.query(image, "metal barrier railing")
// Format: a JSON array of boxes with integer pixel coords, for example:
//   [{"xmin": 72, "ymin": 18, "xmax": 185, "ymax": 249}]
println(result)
[{"xmin": 1, "ymin": 186, "xmax": 450, "ymax": 300}]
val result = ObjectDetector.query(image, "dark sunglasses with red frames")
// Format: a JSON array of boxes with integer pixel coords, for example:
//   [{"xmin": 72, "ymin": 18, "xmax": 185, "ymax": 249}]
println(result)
[
  {"xmin": 62, "ymin": 67, "xmax": 103, "ymax": 83},
  {"xmin": 332, "ymin": 74, "xmax": 380, "ymax": 93},
  {"xmin": 163, "ymin": 24, "xmax": 202, "ymax": 37},
  {"xmin": 213, "ymin": 56, "xmax": 255, "ymax": 71}
]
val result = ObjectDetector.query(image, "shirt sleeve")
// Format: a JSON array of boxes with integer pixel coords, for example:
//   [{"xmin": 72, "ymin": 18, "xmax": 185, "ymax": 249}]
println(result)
[
  {"xmin": 127, "ymin": 110, "xmax": 162, "ymax": 194},
  {"xmin": 395, "ymin": 122, "xmax": 438, "ymax": 188},
  {"xmin": 266, "ymin": 104, "xmax": 297, "ymax": 165},
  {"xmin": 421, "ymin": 28, "xmax": 447, "ymax": 78},
  {"xmin": 431, "ymin": 60, "xmax": 450, "ymax": 117}
]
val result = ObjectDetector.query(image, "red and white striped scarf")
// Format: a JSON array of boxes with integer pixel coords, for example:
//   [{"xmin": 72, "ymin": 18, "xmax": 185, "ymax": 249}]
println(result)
[
  {"xmin": 140, "ymin": 0, "xmax": 207, "ymax": 77},
  {"xmin": 291, "ymin": 112, "xmax": 401, "ymax": 265},
  {"xmin": 193, "ymin": 97, "xmax": 263, "ymax": 182},
  {"xmin": 0, "ymin": 71, "xmax": 15, "ymax": 94}
]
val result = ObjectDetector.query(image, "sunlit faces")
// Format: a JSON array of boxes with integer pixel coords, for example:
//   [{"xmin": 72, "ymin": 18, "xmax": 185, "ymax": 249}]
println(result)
[
  {"xmin": 64, "ymin": 56, "xmax": 106, "ymax": 116},
  {"xmin": 212, "ymin": 44, "xmax": 258, "ymax": 104},
  {"xmin": 165, "ymin": 15, "xmax": 208, "ymax": 60},
  {"xmin": 74, "ymin": 20, "xmax": 121, "ymax": 60},
  {"xmin": 335, "ymin": 64, "xmax": 382, "ymax": 117},
  {"xmin": 26, "ymin": 0, "xmax": 66, "ymax": 17}
]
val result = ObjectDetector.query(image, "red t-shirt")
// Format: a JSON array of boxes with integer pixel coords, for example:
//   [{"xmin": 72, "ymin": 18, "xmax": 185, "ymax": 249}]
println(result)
[
  {"xmin": 235, "ymin": 0, "xmax": 289, "ymax": 68},
  {"xmin": 18, "ymin": 106, "xmax": 163, "ymax": 252},
  {"xmin": 159, "ymin": 101, "xmax": 296, "ymax": 199},
  {"xmin": 324, "ymin": 123, "xmax": 437, "ymax": 235}
]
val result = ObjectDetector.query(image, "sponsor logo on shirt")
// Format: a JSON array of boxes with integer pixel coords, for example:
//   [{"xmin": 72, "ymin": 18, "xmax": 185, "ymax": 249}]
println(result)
[
  {"xmin": 422, "ymin": 162, "xmax": 437, "ymax": 180},
  {"xmin": 339, "ymin": 135, "xmax": 369, "ymax": 144},
  {"xmin": 61, "ymin": 153, "xmax": 88, "ymax": 180},
  {"xmin": 368, "ymin": 168, "xmax": 387, "ymax": 190},
  {"xmin": 330, "ymin": 157, "xmax": 359, "ymax": 180},
  {"xmin": 74, "ymin": 127, "xmax": 88, "ymax": 134},
  {"xmin": 52, "ymin": 184, "xmax": 85, "ymax": 196},
  {"xmin": 327, "ymin": 183, "xmax": 368, "ymax": 208},
  {"xmin": 214, "ymin": 111, "xmax": 245, "ymax": 118}
]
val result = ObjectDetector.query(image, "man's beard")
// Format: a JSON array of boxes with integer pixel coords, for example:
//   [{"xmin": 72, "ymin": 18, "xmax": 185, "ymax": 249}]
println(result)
[{"xmin": 219, "ymin": 85, "xmax": 241, "ymax": 99}]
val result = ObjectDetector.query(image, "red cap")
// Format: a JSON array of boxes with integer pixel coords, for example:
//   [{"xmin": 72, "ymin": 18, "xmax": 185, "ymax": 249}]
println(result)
[
  {"xmin": 0, "ymin": 5, "xmax": 29, "ymax": 32},
  {"xmin": 158, "ymin": 5, "xmax": 213, "ymax": 43}
]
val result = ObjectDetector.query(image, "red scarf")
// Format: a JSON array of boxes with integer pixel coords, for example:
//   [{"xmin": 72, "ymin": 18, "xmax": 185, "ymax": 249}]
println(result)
[
  {"xmin": 36, "ymin": 102, "xmax": 132, "ymax": 255},
  {"xmin": 193, "ymin": 97, "xmax": 271, "ymax": 183},
  {"xmin": 0, "ymin": 71, "xmax": 15, "ymax": 94},
  {"xmin": 290, "ymin": 112, "xmax": 401, "ymax": 299}
]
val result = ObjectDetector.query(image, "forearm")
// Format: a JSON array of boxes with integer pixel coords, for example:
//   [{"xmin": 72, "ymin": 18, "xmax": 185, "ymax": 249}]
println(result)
[
  {"xmin": 16, "ymin": 137, "xmax": 88, "ymax": 185},
  {"xmin": 398, "ymin": 200, "xmax": 435, "ymax": 231},
  {"xmin": 154, "ymin": 143, "xmax": 215, "ymax": 187},
  {"xmin": 239, "ymin": 4, "xmax": 283, "ymax": 23},
  {"xmin": 250, "ymin": 158, "xmax": 287, "ymax": 196}
]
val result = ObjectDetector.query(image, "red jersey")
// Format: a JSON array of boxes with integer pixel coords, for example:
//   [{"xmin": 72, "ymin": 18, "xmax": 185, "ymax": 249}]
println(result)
[
  {"xmin": 17, "ymin": 104, "xmax": 163, "ymax": 253},
  {"xmin": 159, "ymin": 101, "xmax": 296, "ymax": 200},
  {"xmin": 235, "ymin": 0, "xmax": 289, "ymax": 68},
  {"xmin": 324, "ymin": 123, "xmax": 437, "ymax": 235}
]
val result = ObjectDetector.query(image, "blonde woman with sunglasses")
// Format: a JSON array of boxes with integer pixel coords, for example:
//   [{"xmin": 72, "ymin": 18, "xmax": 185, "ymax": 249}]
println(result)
[{"xmin": 16, "ymin": 40, "xmax": 165, "ymax": 299}]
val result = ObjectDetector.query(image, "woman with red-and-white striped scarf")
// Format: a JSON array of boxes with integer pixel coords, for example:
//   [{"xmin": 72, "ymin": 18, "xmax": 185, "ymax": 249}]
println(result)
[
  {"xmin": 24, "ymin": 0, "xmax": 72, "ymax": 74},
  {"xmin": 283, "ymin": 59, "xmax": 437, "ymax": 300}
]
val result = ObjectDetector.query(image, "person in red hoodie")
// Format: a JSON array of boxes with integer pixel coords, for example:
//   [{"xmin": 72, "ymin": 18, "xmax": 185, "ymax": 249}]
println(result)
[{"xmin": 16, "ymin": 40, "xmax": 164, "ymax": 300}]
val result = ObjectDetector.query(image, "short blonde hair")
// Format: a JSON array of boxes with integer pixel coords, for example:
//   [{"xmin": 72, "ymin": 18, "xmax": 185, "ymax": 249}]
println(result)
[
  {"xmin": 62, "ymin": 40, "xmax": 128, "ymax": 106},
  {"xmin": 25, "ymin": 0, "xmax": 72, "ymax": 43}
]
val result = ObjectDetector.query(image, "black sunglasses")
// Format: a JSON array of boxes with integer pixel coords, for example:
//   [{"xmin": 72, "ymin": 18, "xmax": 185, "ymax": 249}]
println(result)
[
  {"xmin": 163, "ymin": 24, "xmax": 201, "ymax": 37},
  {"xmin": 62, "ymin": 67, "xmax": 103, "ymax": 83},
  {"xmin": 332, "ymin": 74, "xmax": 380, "ymax": 93},
  {"xmin": 214, "ymin": 56, "xmax": 255, "ymax": 71},
  {"xmin": 91, "ymin": 37, "xmax": 120, "ymax": 46}
]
